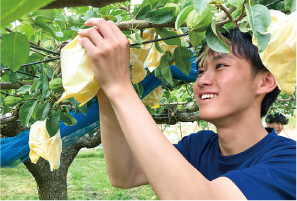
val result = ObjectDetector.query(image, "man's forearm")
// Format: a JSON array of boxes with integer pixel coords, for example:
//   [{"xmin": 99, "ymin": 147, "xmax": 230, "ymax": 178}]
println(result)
[{"xmin": 97, "ymin": 90, "xmax": 148, "ymax": 188}]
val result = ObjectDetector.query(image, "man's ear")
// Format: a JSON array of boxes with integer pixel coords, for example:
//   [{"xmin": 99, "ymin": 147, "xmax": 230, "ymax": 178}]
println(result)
[{"xmin": 256, "ymin": 71, "xmax": 277, "ymax": 95}]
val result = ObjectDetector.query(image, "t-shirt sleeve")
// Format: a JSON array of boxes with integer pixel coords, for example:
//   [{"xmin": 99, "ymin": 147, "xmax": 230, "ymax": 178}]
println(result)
[
  {"xmin": 224, "ymin": 143, "xmax": 296, "ymax": 200},
  {"xmin": 173, "ymin": 135, "xmax": 192, "ymax": 161}
]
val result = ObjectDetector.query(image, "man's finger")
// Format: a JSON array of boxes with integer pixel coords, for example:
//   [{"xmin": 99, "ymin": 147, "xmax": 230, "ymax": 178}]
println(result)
[
  {"xmin": 85, "ymin": 18, "xmax": 115, "ymax": 40},
  {"xmin": 79, "ymin": 37, "xmax": 97, "ymax": 55},
  {"xmin": 78, "ymin": 28, "xmax": 105, "ymax": 47},
  {"xmin": 106, "ymin": 21, "xmax": 124, "ymax": 38}
]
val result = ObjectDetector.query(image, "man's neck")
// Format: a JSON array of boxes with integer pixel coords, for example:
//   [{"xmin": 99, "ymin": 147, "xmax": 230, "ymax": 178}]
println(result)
[{"xmin": 215, "ymin": 111, "xmax": 269, "ymax": 156}]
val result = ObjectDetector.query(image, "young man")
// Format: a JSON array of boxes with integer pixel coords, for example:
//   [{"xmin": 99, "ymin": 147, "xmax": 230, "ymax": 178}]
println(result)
[
  {"xmin": 78, "ymin": 18, "xmax": 296, "ymax": 200},
  {"xmin": 265, "ymin": 113, "xmax": 289, "ymax": 134}
]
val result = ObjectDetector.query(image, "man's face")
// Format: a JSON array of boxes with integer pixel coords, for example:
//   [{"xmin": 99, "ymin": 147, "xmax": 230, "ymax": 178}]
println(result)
[
  {"xmin": 267, "ymin": 122, "xmax": 284, "ymax": 134},
  {"xmin": 193, "ymin": 51, "xmax": 260, "ymax": 125}
]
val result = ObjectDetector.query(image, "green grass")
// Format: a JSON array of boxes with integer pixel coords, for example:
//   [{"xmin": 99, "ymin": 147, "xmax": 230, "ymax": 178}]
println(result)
[{"xmin": 1, "ymin": 148, "xmax": 156, "ymax": 200}]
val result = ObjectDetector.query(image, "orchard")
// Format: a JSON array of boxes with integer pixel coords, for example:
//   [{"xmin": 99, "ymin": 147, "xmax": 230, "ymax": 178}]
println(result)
[{"xmin": 1, "ymin": 0, "xmax": 296, "ymax": 199}]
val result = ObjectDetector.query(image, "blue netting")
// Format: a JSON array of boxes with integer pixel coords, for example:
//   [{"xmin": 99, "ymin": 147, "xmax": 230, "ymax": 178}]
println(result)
[{"xmin": 0, "ymin": 59, "xmax": 198, "ymax": 168}]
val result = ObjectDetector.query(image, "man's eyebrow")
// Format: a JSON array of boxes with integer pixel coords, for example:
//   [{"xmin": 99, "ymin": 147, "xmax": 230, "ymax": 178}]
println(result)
[
  {"xmin": 197, "ymin": 54, "xmax": 234, "ymax": 70},
  {"xmin": 211, "ymin": 54, "xmax": 234, "ymax": 61}
]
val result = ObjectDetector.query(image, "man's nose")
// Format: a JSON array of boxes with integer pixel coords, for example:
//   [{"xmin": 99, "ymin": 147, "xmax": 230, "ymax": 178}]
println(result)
[{"xmin": 197, "ymin": 71, "xmax": 214, "ymax": 88}]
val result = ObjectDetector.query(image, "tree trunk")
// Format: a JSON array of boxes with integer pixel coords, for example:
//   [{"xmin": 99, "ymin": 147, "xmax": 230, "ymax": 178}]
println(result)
[
  {"xmin": 23, "ymin": 145, "xmax": 79, "ymax": 200},
  {"xmin": 23, "ymin": 132, "xmax": 101, "ymax": 200}
]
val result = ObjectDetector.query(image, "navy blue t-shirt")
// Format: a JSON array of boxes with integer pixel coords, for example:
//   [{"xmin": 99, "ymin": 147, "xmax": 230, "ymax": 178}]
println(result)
[{"xmin": 174, "ymin": 128, "xmax": 296, "ymax": 200}]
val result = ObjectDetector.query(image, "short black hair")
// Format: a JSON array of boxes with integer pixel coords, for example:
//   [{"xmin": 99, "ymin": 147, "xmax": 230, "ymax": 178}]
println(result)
[
  {"xmin": 196, "ymin": 27, "xmax": 280, "ymax": 117},
  {"xmin": 265, "ymin": 113, "xmax": 289, "ymax": 125}
]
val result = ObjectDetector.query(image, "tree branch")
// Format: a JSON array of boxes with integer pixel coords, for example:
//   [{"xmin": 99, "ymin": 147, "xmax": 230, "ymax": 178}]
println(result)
[
  {"xmin": 0, "ymin": 81, "xmax": 34, "ymax": 90},
  {"xmin": 0, "ymin": 115, "xmax": 19, "ymax": 125},
  {"xmin": 74, "ymin": 130, "xmax": 101, "ymax": 149},
  {"xmin": 216, "ymin": 6, "xmax": 236, "ymax": 26},
  {"xmin": 42, "ymin": 0, "xmax": 128, "ymax": 9},
  {"xmin": 116, "ymin": 20, "xmax": 187, "ymax": 31},
  {"xmin": 153, "ymin": 112, "xmax": 201, "ymax": 125},
  {"xmin": 216, "ymin": 4, "xmax": 233, "ymax": 23}
]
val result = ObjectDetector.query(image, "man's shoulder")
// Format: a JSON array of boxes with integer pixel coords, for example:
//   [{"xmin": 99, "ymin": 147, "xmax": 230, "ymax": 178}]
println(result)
[{"xmin": 260, "ymin": 131, "xmax": 296, "ymax": 161}]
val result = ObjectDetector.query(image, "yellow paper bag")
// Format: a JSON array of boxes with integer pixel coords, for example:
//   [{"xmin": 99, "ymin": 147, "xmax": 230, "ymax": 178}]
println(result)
[
  {"xmin": 56, "ymin": 36, "xmax": 101, "ymax": 106},
  {"xmin": 146, "ymin": 29, "xmax": 184, "ymax": 71},
  {"xmin": 142, "ymin": 86, "xmax": 163, "ymax": 107},
  {"xmin": 130, "ymin": 30, "xmax": 155, "ymax": 84},
  {"xmin": 252, "ymin": 10, "xmax": 296, "ymax": 94},
  {"xmin": 29, "ymin": 120, "xmax": 62, "ymax": 171}
]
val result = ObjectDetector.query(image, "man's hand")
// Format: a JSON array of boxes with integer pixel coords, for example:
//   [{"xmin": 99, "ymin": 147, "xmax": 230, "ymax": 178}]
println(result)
[{"xmin": 78, "ymin": 18, "xmax": 131, "ymax": 96}]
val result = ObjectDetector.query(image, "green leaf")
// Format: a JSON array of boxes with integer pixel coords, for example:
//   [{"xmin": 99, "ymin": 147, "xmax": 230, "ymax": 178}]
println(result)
[
  {"xmin": 36, "ymin": 103, "xmax": 51, "ymax": 121},
  {"xmin": 1, "ymin": 32, "xmax": 30, "ymax": 72},
  {"xmin": 30, "ymin": 81, "xmax": 37, "ymax": 95},
  {"xmin": 154, "ymin": 35, "xmax": 164, "ymax": 53},
  {"xmin": 252, "ymin": 5, "xmax": 271, "ymax": 33},
  {"xmin": 1, "ymin": 104, "xmax": 9, "ymax": 116},
  {"xmin": 174, "ymin": 46, "xmax": 192, "ymax": 75},
  {"xmin": 254, "ymin": 31, "xmax": 271, "ymax": 53},
  {"xmin": 85, "ymin": 10, "xmax": 94, "ymax": 18},
  {"xmin": 159, "ymin": 51, "xmax": 175, "ymax": 85},
  {"xmin": 32, "ymin": 19, "xmax": 60, "ymax": 40},
  {"xmin": 188, "ymin": 31, "xmax": 204, "ymax": 50},
  {"xmin": 100, "ymin": 15, "xmax": 119, "ymax": 21},
  {"xmin": 46, "ymin": 110, "xmax": 60, "ymax": 137},
  {"xmin": 134, "ymin": 32, "xmax": 143, "ymax": 44},
  {"xmin": 206, "ymin": 20, "xmax": 230, "ymax": 53},
  {"xmin": 175, "ymin": 5, "xmax": 194, "ymax": 30},
  {"xmin": 46, "ymin": 67, "xmax": 54, "ymax": 79},
  {"xmin": 21, "ymin": 24, "xmax": 34, "ymax": 39},
  {"xmin": 155, "ymin": 28, "xmax": 181, "ymax": 46},
  {"xmin": 18, "ymin": 85, "xmax": 31, "ymax": 93},
  {"xmin": 65, "ymin": 15, "xmax": 85, "ymax": 26},
  {"xmin": 239, "ymin": 21, "xmax": 249, "ymax": 33},
  {"xmin": 135, "ymin": 4, "xmax": 151, "ymax": 20},
  {"xmin": 146, "ymin": 7, "xmax": 176, "ymax": 24},
  {"xmin": 40, "ymin": 71, "xmax": 49, "ymax": 102},
  {"xmin": 31, "ymin": 9, "xmax": 56, "ymax": 21},
  {"xmin": 193, "ymin": 0, "xmax": 211, "ymax": 14},
  {"xmin": 285, "ymin": 0, "xmax": 295, "ymax": 11},
  {"xmin": 154, "ymin": 65, "xmax": 163, "ymax": 79},
  {"xmin": 59, "ymin": 112, "xmax": 77, "ymax": 126},
  {"xmin": 19, "ymin": 100, "xmax": 37, "ymax": 126},
  {"xmin": 68, "ymin": 97, "xmax": 87, "ymax": 115},
  {"xmin": 292, "ymin": 0, "xmax": 296, "ymax": 11},
  {"xmin": 32, "ymin": 103, "xmax": 41, "ymax": 119},
  {"xmin": 1, "ymin": 0, "xmax": 55, "ymax": 28},
  {"xmin": 227, "ymin": 0, "xmax": 245, "ymax": 8},
  {"xmin": 100, "ymin": 5, "xmax": 110, "ymax": 15}
]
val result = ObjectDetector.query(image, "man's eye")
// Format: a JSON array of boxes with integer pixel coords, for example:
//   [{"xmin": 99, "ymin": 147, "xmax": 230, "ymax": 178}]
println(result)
[
  {"xmin": 198, "ymin": 70, "xmax": 205, "ymax": 75},
  {"xmin": 216, "ymin": 64, "xmax": 226, "ymax": 68}
]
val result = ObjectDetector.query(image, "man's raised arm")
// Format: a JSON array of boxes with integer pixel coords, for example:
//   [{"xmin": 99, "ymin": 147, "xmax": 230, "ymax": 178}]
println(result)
[{"xmin": 98, "ymin": 90, "xmax": 148, "ymax": 188}]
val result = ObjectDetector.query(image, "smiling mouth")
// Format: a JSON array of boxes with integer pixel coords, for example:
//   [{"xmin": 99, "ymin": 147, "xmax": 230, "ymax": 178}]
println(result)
[{"xmin": 201, "ymin": 94, "xmax": 218, "ymax": 100}]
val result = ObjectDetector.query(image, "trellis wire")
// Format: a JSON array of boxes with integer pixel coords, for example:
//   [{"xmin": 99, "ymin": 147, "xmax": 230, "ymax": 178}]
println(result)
[
  {"xmin": 265, "ymin": 0, "xmax": 283, "ymax": 7},
  {"xmin": 2, "ymin": 33, "xmax": 189, "ymax": 77}
]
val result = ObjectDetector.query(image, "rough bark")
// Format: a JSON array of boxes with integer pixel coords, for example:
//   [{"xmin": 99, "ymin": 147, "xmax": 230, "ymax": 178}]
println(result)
[
  {"xmin": 42, "ymin": 0, "xmax": 128, "ymax": 9},
  {"xmin": 22, "ymin": 131, "xmax": 101, "ymax": 200},
  {"xmin": 0, "ymin": 121, "xmax": 25, "ymax": 137},
  {"xmin": 153, "ymin": 112, "xmax": 200, "ymax": 125},
  {"xmin": 0, "ymin": 81, "xmax": 34, "ymax": 90},
  {"xmin": 23, "ymin": 145, "xmax": 78, "ymax": 200}
]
